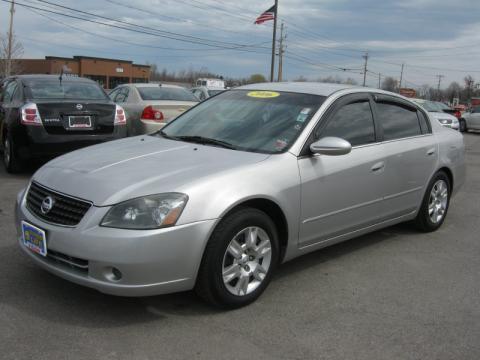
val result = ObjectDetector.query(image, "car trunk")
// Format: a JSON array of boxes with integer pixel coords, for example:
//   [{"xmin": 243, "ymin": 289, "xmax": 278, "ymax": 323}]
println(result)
[
  {"xmin": 36, "ymin": 101, "xmax": 116, "ymax": 135},
  {"xmin": 143, "ymin": 101, "xmax": 197, "ymax": 122}
]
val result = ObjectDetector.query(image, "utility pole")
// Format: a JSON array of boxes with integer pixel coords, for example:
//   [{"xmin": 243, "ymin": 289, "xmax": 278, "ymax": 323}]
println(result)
[
  {"xmin": 362, "ymin": 51, "xmax": 369, "ymax": 87},
  {"xmin": 270, "ymin": 0, "xmax": 279, "ymax": 82},
  {"xmin": 277, "ymin": 21, "xmax": 285, "ymax": 82},
  {"xmin": 436, "ymin": 74, "xmax": 444, "ymax": 100},
  {"xmin": 6, "ymin": 0, "xmax": 15, "ymax": 77},
  {"xmin": 378, "ymin": 73, "xmax": 381, "ymax": 89},
  {"xmin": 399, "ymin": 63, "xmax": 405, "ymax": 91}
]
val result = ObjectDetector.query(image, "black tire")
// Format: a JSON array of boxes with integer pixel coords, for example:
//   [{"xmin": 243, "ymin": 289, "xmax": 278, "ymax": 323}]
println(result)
[
  {"xmin": 414, "ymin": 171, "xmax": 451, "ymax": 232},
  {"xmin": 195, "ymin": 207, "xmax": 279, "ymax": 309},
  {"xmin": 459, "ymin": 119, "xmax": 467, "ymax": 133},
  {"xmin": 2, "ymin": 132, "xmax": 23, "ymax": 173}
]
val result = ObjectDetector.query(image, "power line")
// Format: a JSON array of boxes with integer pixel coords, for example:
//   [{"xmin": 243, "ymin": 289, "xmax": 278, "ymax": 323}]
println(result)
[
  {"xmin": 28, "ymin": 0, "xmax": 263, "ymax": 49},
  {"xmin": 2, "ymin": 0, "xmax": 270, "ymax": 53},
  {"xmin": 24, "ymin": 6, "xmax": 271, "ymax": 53}
]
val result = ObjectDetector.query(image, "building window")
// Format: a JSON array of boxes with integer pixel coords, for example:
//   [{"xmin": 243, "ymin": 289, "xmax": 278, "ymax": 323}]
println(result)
[
  {"xmin": 108, "ymin": 76, "xmax": 129, "ymax": 90},
  {"xmin": 133, "ymin": 78, "xmax": 148, "ymax": 83},
  {"xmin": 84, "ymin": 75, "xmax": 107, "ymax": 88}
]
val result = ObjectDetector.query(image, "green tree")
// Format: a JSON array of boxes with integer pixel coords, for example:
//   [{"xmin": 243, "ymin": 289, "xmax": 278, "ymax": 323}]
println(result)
[{"xmin": 248, "ymin": 74, "xmax": 267, "ymax": 83}]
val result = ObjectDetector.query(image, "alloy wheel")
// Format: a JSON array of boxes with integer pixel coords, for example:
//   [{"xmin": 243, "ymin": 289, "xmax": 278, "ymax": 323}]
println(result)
[
  {"xmin": 222, "ymin": 226, "xmax": 272, "ymax": 296},
  {"xmin": 3, "ymin": 137, "xmax": 10, "ymax": 167},
  {"xmin": 428, "ymin": 180, "xmax": 448, "ymax": 224}
]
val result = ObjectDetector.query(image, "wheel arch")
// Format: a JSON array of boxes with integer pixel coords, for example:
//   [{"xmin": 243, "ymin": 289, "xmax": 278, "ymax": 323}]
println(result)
[
  {"xmin": 219, "ymin": 197, "xmax": 289, "ymax": 262},
  {"xmin": 437, "ymin": 166, "xmax": 454, "ymax": 189}
]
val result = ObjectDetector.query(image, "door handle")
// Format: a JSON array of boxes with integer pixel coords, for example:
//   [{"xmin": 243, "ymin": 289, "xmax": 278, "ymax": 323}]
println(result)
[
  {"xmin": 426, "ymin": 148, "xmax": 436, "ymax": 156},
  {"xmin": 371, "ymin": 161, "xmax": 385, "ymax": 172}
]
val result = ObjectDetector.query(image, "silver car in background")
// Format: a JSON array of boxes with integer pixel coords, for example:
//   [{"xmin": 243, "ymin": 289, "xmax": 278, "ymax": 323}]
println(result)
[
  {"xmin": 412, "ymin": 98, "xmax": 459, "ymax": 130},
  {"xmin": 109, "ymin": 83, "xmax": 198, "ymax": 136},
  {"xmin": 15, "ymin": 83, "xmax": 465, "ymax": 308},
  {"xmin": 459, "ymin": 105, "xmax": 480, "ymax": 132}
]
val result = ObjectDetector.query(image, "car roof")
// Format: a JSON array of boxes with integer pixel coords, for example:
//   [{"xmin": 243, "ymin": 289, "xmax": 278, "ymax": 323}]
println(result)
[
  {"xmin": 129, "ymin": 83, "xmax": 185, "ymax": 89},
  {"xmin": 238, "ymin": 82, "xmax": 359, "ymax": 96},
  {"xmin": 9, "ymin": 74, "xmax": 95, "ymax": 83}
]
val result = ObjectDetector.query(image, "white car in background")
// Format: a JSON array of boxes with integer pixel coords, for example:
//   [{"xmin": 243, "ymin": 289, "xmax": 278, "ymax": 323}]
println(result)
[
  {"xmin": 191, "ymin": 86, "xmax": 225, "ymax": 101},
  {"xmin": 411, "ymin": 99, "xmax": 459, "ymax": 131}
]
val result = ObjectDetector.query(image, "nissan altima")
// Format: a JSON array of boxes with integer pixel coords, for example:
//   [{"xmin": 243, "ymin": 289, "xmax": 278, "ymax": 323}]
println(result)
[{"xmin": 15, "ymin": 83, "xmax": 465, "ymax": 308}]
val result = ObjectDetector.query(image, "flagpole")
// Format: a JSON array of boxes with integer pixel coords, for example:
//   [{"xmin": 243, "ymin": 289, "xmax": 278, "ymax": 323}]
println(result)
[{"xmin": 270, "ymin": 0, "xmax": 278, "ymax": 82}]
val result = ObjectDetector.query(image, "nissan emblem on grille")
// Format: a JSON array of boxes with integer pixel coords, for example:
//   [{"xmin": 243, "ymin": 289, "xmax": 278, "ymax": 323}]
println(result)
[
  {"xmin": 40, "ymin": 196, "xmax": 55, "ymax": 214},
  {"xmin": 76, "ymin": 104, "xmax": 83, "ymax": 110}
]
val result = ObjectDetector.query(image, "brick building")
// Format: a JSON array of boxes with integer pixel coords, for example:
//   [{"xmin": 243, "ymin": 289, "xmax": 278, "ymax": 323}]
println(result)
[{"xmin": 16, "ymin": 56, "xmax": 151, "ymax": 89}]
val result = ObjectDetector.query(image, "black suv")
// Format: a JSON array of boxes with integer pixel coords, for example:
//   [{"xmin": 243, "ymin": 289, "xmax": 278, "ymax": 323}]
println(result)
[{"xmin": 0, "ymin": 75, "xmax": 127, "ymax": 173}]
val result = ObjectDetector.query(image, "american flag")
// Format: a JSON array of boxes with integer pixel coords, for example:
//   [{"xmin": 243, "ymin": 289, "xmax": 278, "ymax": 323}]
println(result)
[{"xmin": 254, "ymin": 5, "xmax": 276, "ymax": 24}]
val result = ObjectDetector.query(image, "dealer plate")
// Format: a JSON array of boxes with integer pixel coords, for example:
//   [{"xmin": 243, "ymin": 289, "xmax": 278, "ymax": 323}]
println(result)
[{"xmin": 22, "ymin": 221, "xmax": 47, "ymax": 257}]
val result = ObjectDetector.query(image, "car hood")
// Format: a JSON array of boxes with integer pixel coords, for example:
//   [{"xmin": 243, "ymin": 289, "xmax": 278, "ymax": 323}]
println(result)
[
  {"xmin": 429, "ymin": 112, "xmax": 457, "ymax": 120},
  {"xmin": 32, "ymin": 136, "xmax": 270, "ymax": 206}
]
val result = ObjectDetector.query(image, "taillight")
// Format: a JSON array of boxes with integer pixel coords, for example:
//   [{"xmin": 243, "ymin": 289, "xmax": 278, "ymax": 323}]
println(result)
[
  {"xmin": 141, "ymin": 106, "xmax": 164, "ymax": 122},
  {"xmin": 20, "ymin": 103, "xmax": 42, "ymax": 126},
  {"xmin": 114, "ymin": 105, "xmax": 126, "ymax": 125},
  {"xmin": 454, "ymin": 110, "xmax": 461, "ymax": 119}
]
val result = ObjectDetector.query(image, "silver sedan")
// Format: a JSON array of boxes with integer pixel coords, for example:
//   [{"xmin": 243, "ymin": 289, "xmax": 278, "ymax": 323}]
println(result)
[
  {"xmin": 15, "ymin": 83, "xmax": 465, "ymax": 308},
  {"xmin": 109, "ymin": 83, "xmax": 198, "ymax": 136}
]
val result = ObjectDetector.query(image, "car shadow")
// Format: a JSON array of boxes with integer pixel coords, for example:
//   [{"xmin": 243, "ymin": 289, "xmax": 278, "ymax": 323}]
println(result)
[{"xmin": 1, "ymin": 222, "xmax": 419, "ymax": 328}]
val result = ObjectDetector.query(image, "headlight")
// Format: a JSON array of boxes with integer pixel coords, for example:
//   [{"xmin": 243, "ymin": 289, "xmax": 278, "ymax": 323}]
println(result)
[{"xmin": 100, "ymin": 193, "xmax": 188, "ymax": 229}]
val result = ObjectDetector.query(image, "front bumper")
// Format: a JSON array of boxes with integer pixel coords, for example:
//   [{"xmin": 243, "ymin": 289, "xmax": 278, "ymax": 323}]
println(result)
[{"xmin": 15, "ymin": 189, "xmax": 216, "ymax": 296}]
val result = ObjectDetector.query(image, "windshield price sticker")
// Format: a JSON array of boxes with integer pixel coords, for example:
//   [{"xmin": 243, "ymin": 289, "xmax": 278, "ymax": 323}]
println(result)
[{"xmin": 247, "ymin": 91, "xmax": 280, "ymax": 98}]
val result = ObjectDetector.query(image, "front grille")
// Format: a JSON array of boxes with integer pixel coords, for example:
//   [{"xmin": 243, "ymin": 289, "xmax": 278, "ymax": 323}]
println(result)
[
  {"xmin": 26, "ymin": 182, "xmax": 92, "ymax": 226},
  {"xmin": 46, "ymin": 249, "xmax": 89, "ymax": 274}
]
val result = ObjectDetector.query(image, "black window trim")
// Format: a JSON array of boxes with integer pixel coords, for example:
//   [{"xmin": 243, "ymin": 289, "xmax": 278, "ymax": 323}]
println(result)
[{"xmin": 300, "ymin": 92, "xmax": 380, "ymax": 157}]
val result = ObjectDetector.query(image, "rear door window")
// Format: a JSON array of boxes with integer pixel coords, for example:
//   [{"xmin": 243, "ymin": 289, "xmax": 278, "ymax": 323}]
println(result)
[
  {"xmin": 376, "ymin": 101, "xmax": 422, "ymax": 140},
  {"xmin": 318, "ymin": 100, "xmax": 376, "ymax": 146}
]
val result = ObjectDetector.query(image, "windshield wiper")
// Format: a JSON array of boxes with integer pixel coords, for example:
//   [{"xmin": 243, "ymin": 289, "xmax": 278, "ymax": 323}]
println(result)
[
  {"xmin": 175, "ymin": 135, "xmax": 237, "ymax": 150},
  {"xmin": 157, "ymin": 130, "xmax": 179, "ymax": 140}
]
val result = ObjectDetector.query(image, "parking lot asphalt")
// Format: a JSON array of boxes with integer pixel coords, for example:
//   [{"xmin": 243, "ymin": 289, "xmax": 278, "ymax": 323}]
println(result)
[{"xmin": 1, "ymin": 134, "xmax": 479, "ymax": 360}]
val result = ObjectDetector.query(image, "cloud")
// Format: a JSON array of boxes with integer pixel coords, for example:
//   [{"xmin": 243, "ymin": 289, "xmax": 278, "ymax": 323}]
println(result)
[{"xmin": 0, "ymin": 0, "xmax": 478, "ymax": 87}]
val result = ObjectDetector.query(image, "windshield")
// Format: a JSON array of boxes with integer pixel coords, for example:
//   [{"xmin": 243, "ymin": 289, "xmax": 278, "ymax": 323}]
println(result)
[
  {"xmin": 159, "ymin": 90, "xmax": 325, "ymax": 154},
  {"xmin": 26, "ymin": 80, "xmax": 108, "ymax": 100},
  {"xmin": 137, "ymin": 86, "xmax": 197, "ymax": 101}
]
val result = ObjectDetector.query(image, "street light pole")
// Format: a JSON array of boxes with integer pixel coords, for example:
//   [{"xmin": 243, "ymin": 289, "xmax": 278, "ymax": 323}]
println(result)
[{"xmin": 6, "ymin": 0, "xmax": 15, "ymax": 77}]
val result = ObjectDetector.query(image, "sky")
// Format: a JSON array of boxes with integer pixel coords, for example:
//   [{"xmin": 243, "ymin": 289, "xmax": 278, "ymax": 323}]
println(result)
[{"xmin": 1, "ymin": 0, "xmax": 480, "ymax": 89}]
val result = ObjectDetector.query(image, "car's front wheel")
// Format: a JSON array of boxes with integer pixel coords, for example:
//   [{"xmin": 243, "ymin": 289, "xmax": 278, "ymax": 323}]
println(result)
[
  {"xmin": 414, "ymin": 171, "xmax": 451, "ymax": 232},
  {"xmin": 195, "ymin": 207, "xmax": 279, "ymax": 308},
  {"xmin": 459, "ymin": 119, "xmax": 467, "ymax": 133}
]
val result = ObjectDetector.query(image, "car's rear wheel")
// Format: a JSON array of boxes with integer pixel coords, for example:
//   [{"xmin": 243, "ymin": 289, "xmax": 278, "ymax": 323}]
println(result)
[
  {"xmin": 459, "ymin": 119, "xmax": 467, "ymax": 133},
  {"xmin": 2, "ymin": 133, "xmax": 23, "ymax": 173},
  {"xmin": 414, "ymin": 171, "xmax": 451, "ymax": 232},
  {"xmin": 195, "ymin": 207, "xmax": 279, "ymax": 308}
]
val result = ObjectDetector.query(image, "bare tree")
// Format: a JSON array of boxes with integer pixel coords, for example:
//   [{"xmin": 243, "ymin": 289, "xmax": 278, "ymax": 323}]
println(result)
[
  {"xmin": 0, "ymin": 33, "xmax": 24, "ymax": 79},
  {"xmin": 381, "ymin": 77, "xmax": 398, "ymax": 92}
]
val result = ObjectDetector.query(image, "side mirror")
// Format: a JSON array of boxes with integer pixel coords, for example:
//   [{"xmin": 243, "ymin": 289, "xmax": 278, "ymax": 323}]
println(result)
[{"xmin": 310, "ymin": 137, "xmax": 352, "ymax": 156}]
